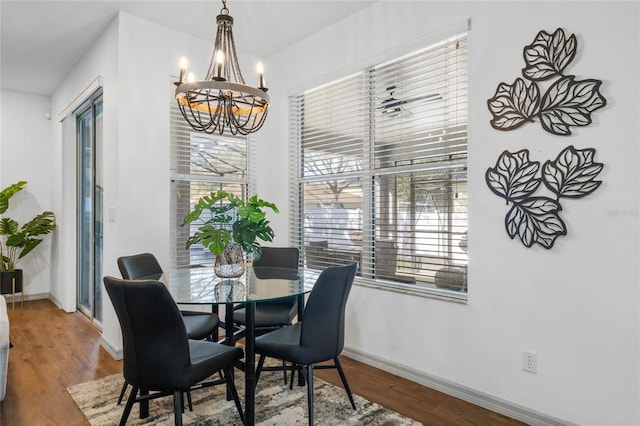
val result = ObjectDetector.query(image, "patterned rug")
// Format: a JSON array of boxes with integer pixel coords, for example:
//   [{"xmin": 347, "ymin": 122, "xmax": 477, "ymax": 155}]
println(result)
[{"xmin": 68, "ymin": 369, "xmax": 421, "ymax": 425}]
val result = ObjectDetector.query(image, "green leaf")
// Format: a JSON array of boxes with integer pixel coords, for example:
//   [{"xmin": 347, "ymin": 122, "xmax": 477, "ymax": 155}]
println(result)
[
  {"xmin": 22, "ymin": 211, "xmax": 56, "ymax": 237},
  {"xmin": 17, "ymin": 238, "xmax": 43, "ymax": 259},
  {"xmin": 182, "ymin": 190, "xmax": 279, "ymax": 257},
  {"xmin": 0, "ymin": 181, "xmax": 27, "ymax": 214},
  {"xmin": 0, "ymin": 218, "xmax": 19, "ymax": 236}
]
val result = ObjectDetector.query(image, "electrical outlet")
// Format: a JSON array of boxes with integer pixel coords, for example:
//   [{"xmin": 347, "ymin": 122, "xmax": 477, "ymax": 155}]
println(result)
[{"xmin": 522, "ymin": 351, "xmax": 537, "ymax": 374}]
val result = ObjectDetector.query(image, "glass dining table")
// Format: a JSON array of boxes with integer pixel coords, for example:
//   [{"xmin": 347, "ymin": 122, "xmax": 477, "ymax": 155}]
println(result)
[{"xmin": 148, "ymin": 265, "xmax": 319, "ymax": 426}]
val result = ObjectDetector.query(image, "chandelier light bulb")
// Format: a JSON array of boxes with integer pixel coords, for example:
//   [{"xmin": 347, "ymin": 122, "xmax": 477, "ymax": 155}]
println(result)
[
  {"xmin": 256, "ymin": 62, "xmax": 265, "ymax": 89},
  {"xmin": 216, "ymin": 51, "xmax": 225, "ymax": 79},
  {"xmin": 187, "ymin": 72, "xmax": 195, "ymax": 83},
  {"xmin": 178, "ymin": 57, "xmax": 188, "ymax": 83},
  {"xmin": 216, "ymin": 51, "xmax": 225, "ymax": 64}
]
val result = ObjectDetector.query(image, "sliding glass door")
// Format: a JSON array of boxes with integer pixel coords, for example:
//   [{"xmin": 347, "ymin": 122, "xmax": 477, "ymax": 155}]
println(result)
[{"xmin": 76, "ymin": 91, "xmax": 103, "ymax": 324}]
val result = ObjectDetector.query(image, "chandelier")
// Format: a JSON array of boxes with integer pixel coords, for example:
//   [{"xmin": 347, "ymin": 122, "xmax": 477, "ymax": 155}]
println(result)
[{"xmin": 175, "ymin": 0, "xmax": 270, "ymax": 135}]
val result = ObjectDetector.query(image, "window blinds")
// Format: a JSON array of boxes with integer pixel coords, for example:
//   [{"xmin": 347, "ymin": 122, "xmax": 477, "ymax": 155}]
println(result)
[
  {"xmin": 170, "ymin": 87, "xmax": 253, "ymax": 269},
  {"xmin": 289, "ymin": 34, "xmax": 468, "ymax": 296}
]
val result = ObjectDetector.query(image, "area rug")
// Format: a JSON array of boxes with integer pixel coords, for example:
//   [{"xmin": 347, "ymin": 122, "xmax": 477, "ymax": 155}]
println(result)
[{"xmin": 68, "ymin": 370, "xmax": 421, "ymax": 425}]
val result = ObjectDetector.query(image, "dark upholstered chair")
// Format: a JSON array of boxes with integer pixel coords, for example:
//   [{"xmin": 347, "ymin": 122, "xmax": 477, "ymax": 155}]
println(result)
[
  {"xmin": 232, "ymin": 247, "xmax": 299, "ymax": 383},
  {"xmin": 117, "ymin": 253, "xmax": 220, "ymax": 340},
  {"xmin": 116, "ymin": 253, "xmax": 220, "ymax": 405},
  {"xmin": 254, "ymin": 263, "xmax": 358, "ymax": 425},
  {"xmin": 104, "ymin": 276, "xmax": 244, "ymax": 426},
  {"xmin": 233, "ymin": 247, "xmax": 300, "ymax": 329}
]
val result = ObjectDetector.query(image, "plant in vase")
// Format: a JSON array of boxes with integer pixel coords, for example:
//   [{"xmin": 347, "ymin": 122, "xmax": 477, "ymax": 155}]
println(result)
[
  {"xmin": 182, "ymin": 190, "xmax": 278, "ymax": 278},
  {"xmin": 0, "ymin": 181, "xmax": 57, "ymax": 295}
]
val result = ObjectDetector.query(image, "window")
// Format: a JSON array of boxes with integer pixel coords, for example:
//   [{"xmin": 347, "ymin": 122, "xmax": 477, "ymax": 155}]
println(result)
[
  {"xmin": 289, "ymin": 34, "xmax": 468, "ymax": 299},
  {"xmin": 170, "ymin": 88, "xmax": 254, "ymax": 269}
]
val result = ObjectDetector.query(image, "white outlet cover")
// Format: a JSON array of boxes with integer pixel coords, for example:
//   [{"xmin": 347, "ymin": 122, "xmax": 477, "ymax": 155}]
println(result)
[{"xmin": 522, "ymin": 351, "xmax": 537, "ymax": 374}]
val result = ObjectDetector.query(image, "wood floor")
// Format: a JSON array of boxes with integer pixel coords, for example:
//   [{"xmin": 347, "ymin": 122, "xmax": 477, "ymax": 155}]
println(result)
[{"xmin": 1, "ymin": 299, "xmax": 525, "ymax": 425}]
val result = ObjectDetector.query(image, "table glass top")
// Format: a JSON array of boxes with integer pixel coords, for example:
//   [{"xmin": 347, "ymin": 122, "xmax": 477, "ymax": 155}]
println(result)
[{"xmin": 154, "ymin": 266, "xmax": 319, "ymax": 305}]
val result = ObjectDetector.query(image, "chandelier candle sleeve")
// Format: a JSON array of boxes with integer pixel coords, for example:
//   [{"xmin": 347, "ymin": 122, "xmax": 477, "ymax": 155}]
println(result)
[
  {"xmin": 257, "ymin": 62, "xmax": 265, "ymax": 89},
  {"xmin": 178, "ymin": 57, "xmax": 187, "ymax": 83},
  {"xmin": 174, "ymin": 0, "xmax": 270, "ymax": 135},
  {"xmin": 215, "ymin": 51, "xmax": 224, "ymax": 81}
]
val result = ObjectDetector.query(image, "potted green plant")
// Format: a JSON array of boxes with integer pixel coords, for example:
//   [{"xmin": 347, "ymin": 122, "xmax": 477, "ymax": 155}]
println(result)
[
  {"xmin": 0, "ymin": 181, "xmax": 57, "ymax": 294},
  {"xmin": 182, "ymin": 190, "xmax": 278, "ymax": 277}
]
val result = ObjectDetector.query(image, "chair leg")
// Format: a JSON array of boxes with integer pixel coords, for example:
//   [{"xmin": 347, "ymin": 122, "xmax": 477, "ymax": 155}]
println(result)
[
  {"xmin": 283, "ymin": 360, "xmax": 288, "ymax": 384},
  {"xmin": 290, "ymin": 364, "xmax": 299, "ymax": 389},
  {"xmin": 173, "ymin": 391, "xmax": 183, "ymax": 426},
  {"xmin": 186, "ymin": 390, "xmax": 193, "ymax": 411},
  {"xmin": 255, "ymin": 354, "xmax": 266, "ymax": 388},
  {"xmin": 117, "ymin": 381, "xmax": 128, "ymax": 405},
  {"xmin": 223, "ymin": 368, "xmax": 245, "ymax": 424},
  {"xmin": 119, "ymin": 386, "xmax": 138, "ymax": 426},
  {"xmin": 289, "ymin": 364, "xmax": 295, "ymax": 389},
  {"xmin": 302, "ymin": 364, "xmax": 314, "ymax": 426},
  {"xmin": 334, "ymin": 357, "xmax": 356, "ymax": 410}
]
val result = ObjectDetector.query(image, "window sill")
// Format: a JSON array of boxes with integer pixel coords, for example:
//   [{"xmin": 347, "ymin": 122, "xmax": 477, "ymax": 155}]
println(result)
[{"xmin": 354, "ymin": 277, "xmax": 468, "ymax": 304}]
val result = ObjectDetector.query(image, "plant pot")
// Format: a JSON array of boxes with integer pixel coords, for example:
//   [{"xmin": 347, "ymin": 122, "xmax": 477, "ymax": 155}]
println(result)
[
  {"xmin": 214, "ymin": 242, "xmax": 245, "ymax": 279},
  {"xmin": 0, "ymin": 270, "xmax": 23, "ymax": 294}
]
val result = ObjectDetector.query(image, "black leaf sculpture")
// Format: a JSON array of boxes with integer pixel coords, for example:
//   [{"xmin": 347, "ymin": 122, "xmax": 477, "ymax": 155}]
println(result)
[
  {"xmin": 522, "ymin": 29, "xmax": 577, "ymax": 80},
  {"xmin": 486, "ymin": 146, "xmax": 603, "ymax": 249},
  {"xmin": 488, "ymin": 28, "xmax": 607, "ymax": 136}
]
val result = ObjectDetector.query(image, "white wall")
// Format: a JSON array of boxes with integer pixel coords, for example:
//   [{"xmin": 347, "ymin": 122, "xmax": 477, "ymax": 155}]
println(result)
[
  {"xmin": 1, "ymin": 1, "xmax": 638, "ymax": 425},
  {"xmin": 0, "ymin": 90, "xmax": 54, "ymax": 298},
  {"xmin": 49, "ymin": 12, "xmax": 220, "ymax": 353},
  {"xmin": 256, "ymin": 1, "xmax": 639, "ymax": 425},
  {"xmin": 49, "ymin": 16, "xmax": 120, "ymax": 352}
]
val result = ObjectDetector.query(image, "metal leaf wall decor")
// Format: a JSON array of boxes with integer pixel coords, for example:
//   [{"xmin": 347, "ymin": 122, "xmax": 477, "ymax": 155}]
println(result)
[
  {"xmin": 486, "ymin": 146, "xmax": 603, "ymax": 249},
  {"xmin": 487, "ymin": 28, "xmax": 607, "ymax": 136}
]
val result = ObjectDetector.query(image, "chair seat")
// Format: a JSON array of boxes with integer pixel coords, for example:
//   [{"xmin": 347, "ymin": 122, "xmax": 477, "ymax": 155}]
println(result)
[
  {"xmin": 181, "ymin": 311, "xmax": 219, "ymax": 340},
  {"xmin": 183, "ymin": 340, "xmax": 243, "ymax": 389},
  {"xmin": 256, "ymin": 322, "xmax": 321, "ymax": 364},
  {"xmin": 234, "ymin": 303, "xmax": 297, "ymax": 328}
]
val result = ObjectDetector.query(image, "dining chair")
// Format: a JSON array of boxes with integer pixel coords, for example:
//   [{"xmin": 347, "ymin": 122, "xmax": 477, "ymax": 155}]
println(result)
[
  {"xmin": 103, "ymin": 276, "xmax": 244, "ymax": 426},
  {"xmin": 116, "ymin": 253, "xmax": 220, "ymax": 406},
  {"xmin": 254, "ymin": 263, "xmax": 358, "ymax": 426},
  {"xmin": 117, "ymin": 253, "xmax": 220, "ymax": 340},
  {"xmin": 232, "ymin": 247, "xmax": 299, "ymax": 383},
  {"xmin": 233, "ymin": 247, "xmax": 300, "ymax": 330}
]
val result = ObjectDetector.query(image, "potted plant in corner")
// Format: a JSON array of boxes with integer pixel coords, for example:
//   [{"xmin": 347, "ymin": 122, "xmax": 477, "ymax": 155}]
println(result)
[
  {"xmin": 182, "ymin": 190, "xmax": 278, "ymax": 278},
  {"xmin": 0, "ymin": 181, "xmax": 57, "ymax": 298}
]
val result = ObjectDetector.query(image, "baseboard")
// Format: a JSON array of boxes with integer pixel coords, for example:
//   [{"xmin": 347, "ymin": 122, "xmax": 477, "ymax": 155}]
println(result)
[
  {"xmin": 48, "ymin": 293, "xmax": 63, "ymax": 310},
  {"xmin": 342, "ymin": 346, "xmax": 574, "ymax": 426},
  {"xmin": 100, "ymin": 336, "xmax": 123, "ymax": 361},
  {"xmin": 2, "ymin": 292, "xmax": 49, "ymax": 306}
]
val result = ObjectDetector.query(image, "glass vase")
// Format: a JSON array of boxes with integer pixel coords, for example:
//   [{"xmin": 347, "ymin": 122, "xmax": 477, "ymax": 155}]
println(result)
[{"xmin": 214, "ymin": 242, "xmax": 245, "ymax": 279}]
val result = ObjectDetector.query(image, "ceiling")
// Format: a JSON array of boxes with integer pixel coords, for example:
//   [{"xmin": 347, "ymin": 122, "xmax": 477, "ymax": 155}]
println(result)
[{"xmin": 0, "ymin": 1, "xmax": 375, "ymax": 96}]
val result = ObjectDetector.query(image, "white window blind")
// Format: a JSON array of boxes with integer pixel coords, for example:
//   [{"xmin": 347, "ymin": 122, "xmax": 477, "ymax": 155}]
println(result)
[
  {"xmin": 170, "ymin": 85, "xmax": 254, "ymax": 269},
  {"xmin": 289, "ymin": 34, "xmax": 468, "ymax": 299}
]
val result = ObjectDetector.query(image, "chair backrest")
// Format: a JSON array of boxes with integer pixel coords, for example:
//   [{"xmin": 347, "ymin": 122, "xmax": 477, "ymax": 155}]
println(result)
[
  {"xmin": 103, "ymin": 276, "xmax": 191, "ymax": 389},
  {"xmin": 253, "ymin": 247, "xmax": 300, "ymax": 269},
  {"xmin": 117, "ymin": 253, "xmax": 163, "ymax": 280},
  {"xmin": 299, "ymin": 263, "xmax": 357, "ymax": 363},
  {"xmin": 253, "ymin": 247, "xmax": 301, "ymax": 307}
]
